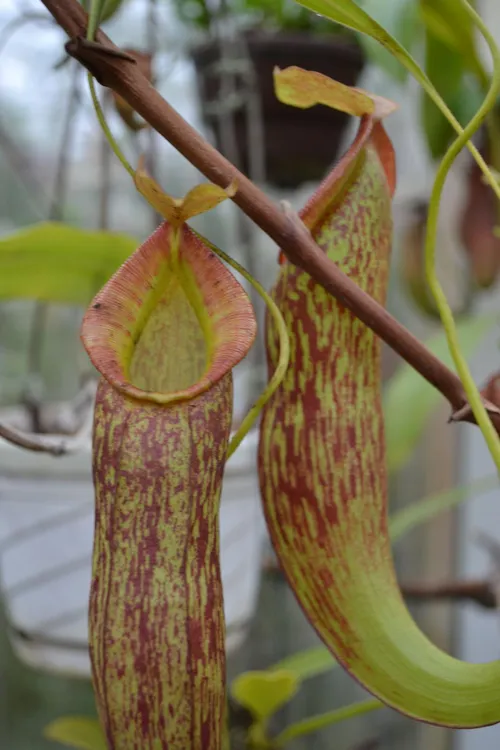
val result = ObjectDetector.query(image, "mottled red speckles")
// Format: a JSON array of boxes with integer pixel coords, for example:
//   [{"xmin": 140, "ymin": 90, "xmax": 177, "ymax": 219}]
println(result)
[
  {"xmin": 90, "ymin": 376, "xmax": 232, "ymax": 749},
  {"xmin": 258, "ymin": 115, "xmax": 394, "ymax": 683},
  {"xmin": 83, "ymin": 220, "xmax": 257, "ymax": 748}
]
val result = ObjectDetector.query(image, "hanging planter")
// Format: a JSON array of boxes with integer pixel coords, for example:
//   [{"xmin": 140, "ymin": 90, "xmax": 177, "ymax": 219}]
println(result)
[{"xmin": 191, "ymin": 31, "xmax": 365, "ymax": 188}]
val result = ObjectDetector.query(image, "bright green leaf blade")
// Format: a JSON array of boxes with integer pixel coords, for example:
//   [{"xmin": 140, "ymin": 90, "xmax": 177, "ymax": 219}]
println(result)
[
  {"xmin": 0, "ymin": 222, "xmax": 136, "ymax": 306},
  {"xmin": 419, "ymin": 0, "xmax": 482, "ymax": 77},
  {"xmin": 450, "ymin": 77, "xmax": 485, "ymax": 134},
  {"xmin": 231, "ymin": 670, "xmax": 299, "ymax": 720},
  {"xmin": 44, "ymin": 717, "xmax": 106, "ymax": 750},
  {"xmin": 421, "ymin": 31, "xmax": 466, "ymax": 159},
  {"xmin": 384, "ymin": 315, "xmax": 496, "ymax": 474},
  {"xmin": 422, "ymin": 75, "xmax": 484, "ymax": 161},
  {"xmin": 420, "ymin": 15, "xmax": 484, "ymax": 161},
  {"xmin": 273, "ymin": 65, "xmax": 375, "ymax": 115},
  {"xmin": 355, "ymin": 0, "xmax": 421, "ymax": 84}
]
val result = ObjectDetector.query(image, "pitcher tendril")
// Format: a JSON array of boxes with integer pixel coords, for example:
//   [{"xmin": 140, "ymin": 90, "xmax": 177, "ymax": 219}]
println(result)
[
  {"xmin": 87, "ymin": 0, "xmax": 135, "ymax": 177},
  {"xmin": 424, "ymin": 0, "xmax": 500, "ymax": 473},
  {"xmin": 194, "ymin": 231, "xmax": 290, "ymax": 459}
]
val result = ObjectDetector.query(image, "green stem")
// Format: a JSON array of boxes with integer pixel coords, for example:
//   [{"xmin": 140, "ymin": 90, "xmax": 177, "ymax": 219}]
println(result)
[
  {"xmin": 424, "ymin": 0, "xmax": 500, "ymax": 473},
  {"xmin": 194, "ymin": 231, "xmax": 290, "ymax": 459},
  {"xmin": 86, "ymin": 0, "xmax": 104, "ymax": 41},
  {"xmin": 273, "ymin": 699, "xmax": 382, "ymax": 747},
  {"xmin": 87, "ymin": 74, "xmax": 135, "ymax": 177},
  {"xmin": 86, "ymin": 0, "xmax": 135, "ymax": 177}
]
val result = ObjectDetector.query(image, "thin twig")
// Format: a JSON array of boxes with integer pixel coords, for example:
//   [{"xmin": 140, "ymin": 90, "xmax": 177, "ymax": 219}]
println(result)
[
  {"xmin": 401, "ymin": 578, "xmax": 498, "ymax": 610},
  {"xmin": 37, "ymin": 0, "xmax": 500, "ymax": 432},
  {"xmin": 0, "ymin": 379, "xmax": 96, "ymax": 456},
  {"xmin": 0, "ymin": 412, "xmax": 92, "ymax": 456}
]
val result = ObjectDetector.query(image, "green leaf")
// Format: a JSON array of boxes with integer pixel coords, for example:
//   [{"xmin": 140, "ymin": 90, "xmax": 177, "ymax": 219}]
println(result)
[
  {"xmin": 273, "ymin": 65, "xmax": 376, "ymax": 115},
  {"xmin": 420, "ymin": 5, "xmax": 485, "ymax": 161},
  {"xmin": 422, "ymin": 74, "xmax": 483, "ymax": 160},
  {"xmin": 355, "ymin": 0, "xmax": 421, "ymax": 83},
  {"xmin": 44, "ymin": 717, "xmax": 106, "ymax": 750},
  {"xmin": 450, "ymin": 77, "xmax": 485, "ymax": 131},
  {"xmin": 296, "ymin": 0, "xmax": 425, "ymax": 84},
  {"xmin": 0, "ymin": 222, "xmax": 136, "ymax": 306},
  {"xmin": 419, "ymin": 0, "xmax": 481, "ymax": 76},
  {"xmin": 421, "ymin": 31, "xmax": 465, "ymax": 159},
  {"xmin": 269, "ymin": 645, "xmax": 336, "ymax": 681},
  {"xmin": 384, "ymin": 315, "xmax": 497, "ymax": 474},
  {"xmin": 231, "ymin": 670, "xmax": 299, "ymax": 720},
  {"xmin": 296, "ymin": 0, "xmax": 484, "ymax": 126}
]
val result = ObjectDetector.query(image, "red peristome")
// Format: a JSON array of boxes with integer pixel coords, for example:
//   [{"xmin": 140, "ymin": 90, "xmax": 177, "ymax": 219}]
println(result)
[
  {"xmin": 81, "ymin": 222, "xmax": 256, "ymax": 404},
  {"xmin": 278, "ymin": 116, "xmax": 395, "ymax": 264}
]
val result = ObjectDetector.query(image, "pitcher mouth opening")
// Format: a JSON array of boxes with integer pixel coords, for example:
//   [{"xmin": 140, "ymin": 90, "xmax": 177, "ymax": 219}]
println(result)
[{"xmin": 80, "ymin": 222, "xmax": 257, "ymax": 406}]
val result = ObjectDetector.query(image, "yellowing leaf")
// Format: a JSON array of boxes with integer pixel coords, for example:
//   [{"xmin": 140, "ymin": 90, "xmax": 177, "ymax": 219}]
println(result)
[
  {"xmin": 181, "ymin": 180, "xmax": 237, "ymax": 221},
  {"xmin": 274, "ymin": 65, "xmax": 375, "ymax": 116},
  {"xmin": 274, "ymin": 66, "xmax": 398, "ymax": 121},
  {"xmin": 356, "ymin": 0, "xmax": 420, "ymax": 83},
  {"xmin": 134, "ymin": 157, "xmax": 237, "ymax": 225},
  {"xmin": 134, "ymin": 161, "xmax": 183, "ymax": 224},
  {"xmin": 44, "ymin": 717, "xmax": 106, "ymax": 750},
  {"xmin": 296, "ymin": 0, "xmax": 426, "ymax": 88},
  {"xmin": 231, "ymin": 670, "xmax": 299, "ymax": 720}
]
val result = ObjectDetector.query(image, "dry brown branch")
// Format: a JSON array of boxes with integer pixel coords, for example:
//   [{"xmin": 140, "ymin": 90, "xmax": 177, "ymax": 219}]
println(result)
[{"xmin": 401, "ymin": 578, "xmax": 498, "ymax": 610}]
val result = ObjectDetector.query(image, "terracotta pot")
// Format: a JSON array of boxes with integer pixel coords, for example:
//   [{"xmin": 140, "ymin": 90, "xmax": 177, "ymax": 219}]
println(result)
[{"xmin": 191, "ymin": 31, "xmax": 365, "ymax": 189}]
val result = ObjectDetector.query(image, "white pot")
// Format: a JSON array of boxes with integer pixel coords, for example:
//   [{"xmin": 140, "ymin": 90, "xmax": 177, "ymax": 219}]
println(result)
[{"xmin": 0, "ymin": 429, "xmax": 265, "ymax": 678}]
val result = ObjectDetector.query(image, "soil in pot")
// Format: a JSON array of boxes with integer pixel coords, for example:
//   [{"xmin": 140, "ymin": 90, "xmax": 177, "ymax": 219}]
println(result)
[{"xmin": 191, "ymin": 31, "xmax": 365, "ymax": 189}]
